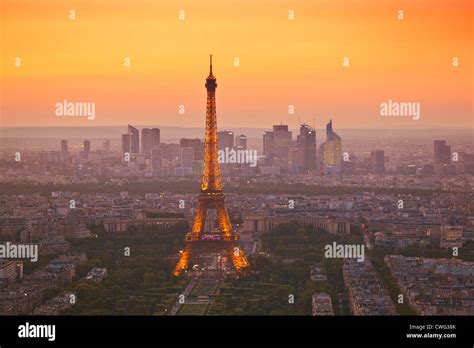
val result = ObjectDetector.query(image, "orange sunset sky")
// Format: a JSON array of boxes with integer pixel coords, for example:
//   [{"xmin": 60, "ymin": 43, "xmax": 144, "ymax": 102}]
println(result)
[{"xmin": 1, "ymin": 0, "xmax": 472, "ymax": 129}]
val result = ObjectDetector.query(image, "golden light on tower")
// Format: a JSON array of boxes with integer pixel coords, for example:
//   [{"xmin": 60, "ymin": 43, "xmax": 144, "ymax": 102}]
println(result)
[{"xmin": 173, "ymin": 56, "xmax": 249, "ymax": 276}]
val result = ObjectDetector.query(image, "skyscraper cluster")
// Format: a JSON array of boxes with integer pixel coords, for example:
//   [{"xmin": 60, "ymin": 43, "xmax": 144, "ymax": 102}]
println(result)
[
  {"xmin": 262, "ymin": 120, "xmax": 342, "ymax": 175},
  {"xmin": 120, "ymin": 125, "xmax": 160, "ymax": 161}
]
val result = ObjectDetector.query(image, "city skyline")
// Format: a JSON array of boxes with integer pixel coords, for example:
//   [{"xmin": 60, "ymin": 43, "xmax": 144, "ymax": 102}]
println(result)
[
  {"xmin": 0, "ymin": 1, "xmax": 473, "ymax": 344},
  {"xmin": 2, "ymin": 0, "xmax": 472, "ymax": 129}
]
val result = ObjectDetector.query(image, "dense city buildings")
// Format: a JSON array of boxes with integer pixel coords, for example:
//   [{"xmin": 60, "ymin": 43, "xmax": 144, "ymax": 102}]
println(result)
[
  {"xmin": 160, "ymin": 143, "xmax": 180, "ymax": 161},
  {"xmin": 0, "ymin": 73, "xmax": 472, "ymax": 320},
  {"xmin": 1, "ymin": 127, "xmax": 473, "ymax": 188},
  {"xmin": 180, "ymin": 138, "xmax": 204, "ymax": 161},
  {"xmin": 312, "ymin": 293, "xmax": 334, "ymax": 316},
  {"xmin": 385, "ymin": 256, "xmax": 474, "ymax": 315},
  {"xmin": 1, "ymin": 125, "xmax": 473, "ymax": 318},
  {"xmin": 33, "ymin": 292, "xmax": 77, "ymax": 315},
  {"xmin": 1, "ymin": 2, "xmax": 472, "ymax": 346},
  {"xmin": 343, "ymin": 259, "xmax": 397, "ymax": 315},
  {"xmin": 0, "ymin": 254, "xmax": 86, "ymax": 315},
  {"xmin": 0, "ymin": 259, "xmax": 23, "ymax": 284}
]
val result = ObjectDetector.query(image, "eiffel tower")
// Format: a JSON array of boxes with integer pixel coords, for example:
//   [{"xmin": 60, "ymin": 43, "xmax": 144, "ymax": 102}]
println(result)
[{"xmin": 173, "ymin": 56, "xmax": 249, "ymax": 276}]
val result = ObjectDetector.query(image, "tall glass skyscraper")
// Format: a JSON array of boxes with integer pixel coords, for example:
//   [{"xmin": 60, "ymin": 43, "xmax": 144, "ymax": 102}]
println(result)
[
  {"xmin": 141, "ymin": 128, "xmax": 160, "ymax": 154},
  {"xmin": 128, "ymin": 125, "xmax": 140, "ymax": 153},
  {"xmin": 296, "ymin": 124, "xmax": 317, "ymax": 172},
  {"xmin": 319, "ymin": 120, "xmax": 342, "ymax": 174}
]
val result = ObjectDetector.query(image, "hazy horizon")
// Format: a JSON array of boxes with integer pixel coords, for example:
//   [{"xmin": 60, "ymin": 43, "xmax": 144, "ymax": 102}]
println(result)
[
  {"xmin": 2, "ymin": 125, "xmax": 473, "ymax": 138},
  {"xmin": 1, "ymin": 126, "xmax": 472, "ymax": 153}
]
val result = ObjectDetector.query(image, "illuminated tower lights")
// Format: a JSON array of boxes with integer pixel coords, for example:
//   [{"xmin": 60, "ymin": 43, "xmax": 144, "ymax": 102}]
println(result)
[{"xmin": 173, "ymin": 56, "xmax": 249, "ymax": 276}]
